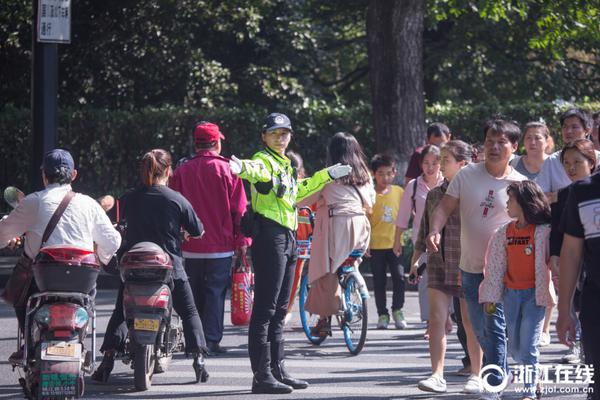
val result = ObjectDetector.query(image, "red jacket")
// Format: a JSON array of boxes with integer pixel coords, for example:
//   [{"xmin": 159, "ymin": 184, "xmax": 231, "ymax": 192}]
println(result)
[{"xmin": 170, "ymin": 150, "xmax": 251, "ymax": 254}]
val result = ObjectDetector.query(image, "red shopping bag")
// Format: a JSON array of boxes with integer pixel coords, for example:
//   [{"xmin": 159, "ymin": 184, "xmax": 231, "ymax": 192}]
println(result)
[{"xmin": 231, "ymin": 255, "xmax": 254, "ymax": 326}]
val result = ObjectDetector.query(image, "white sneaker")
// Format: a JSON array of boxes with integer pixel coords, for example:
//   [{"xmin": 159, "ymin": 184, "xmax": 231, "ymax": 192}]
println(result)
[
  {"xmin": 377, "ymin": 314, "xmax": 390, "ymax": 329},
  {"xmin": 417, "ymin": 374, "xmax": 447, "ymax": 393},
  {"xmin": 539, "ymin": 332, "xmax": 551, "ymax": 347},
  {"xmin": 283, "ymin": 312, "xmax": 292, "ymax": 325},
  {"xmin": 392, "ymin": 309, "xmax": 408, "ymax": 329},
  {"xmin": 463, "ymin": 374, "xmax": 482, "ymax": 394},
  {"xmin": 561, "ymin": 341, "xmax": 581, "ymax": 364}
]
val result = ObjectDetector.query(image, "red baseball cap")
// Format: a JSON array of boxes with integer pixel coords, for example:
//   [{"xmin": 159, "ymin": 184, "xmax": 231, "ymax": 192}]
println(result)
[{"xmin": 193, "ymin": 122, "xmax": 225, "ymax": 143}]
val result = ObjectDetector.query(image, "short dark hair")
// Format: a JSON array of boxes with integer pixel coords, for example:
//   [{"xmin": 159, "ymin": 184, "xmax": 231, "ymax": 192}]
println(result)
[
  {"xmin": 483, "ymin": 117, "xmax": 521, "ymax": 144},
  {"xmin": 560, "ymin": 108, "xmax": 593, "ymax": 131},
  {"xmin": 426, "ymin": 122, "xmax": 450, "ymax": 139},
  {"xmin": 370, "ymin": 153, "xmax": 397, "ymax": 172},
  {"xmin": 507, "ymin": 181, "xmax": 551, "ymax": 225},
  {"xmin": 420, "ymin": 144, "xmax": 441, "ymax": 166},
  {"xmin": 560, "ymin": 138, "xmax": 597, "ymax": 173},
  {"xmin": 523, "ymin": 121, "xmax": 550, "ymax": 139},
  {"xmin": 441, "ymin": 140, "xmax": 472, "ymax": 163},
  {"xmin": 44, "ymin": 166, "xmax": 73, "ymax": 185}
]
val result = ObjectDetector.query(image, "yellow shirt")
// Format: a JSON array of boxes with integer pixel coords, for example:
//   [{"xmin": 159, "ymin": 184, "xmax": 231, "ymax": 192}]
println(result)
[{"xmin": 368, "ymin": 185, "xmax": 404, "ymax": 249}]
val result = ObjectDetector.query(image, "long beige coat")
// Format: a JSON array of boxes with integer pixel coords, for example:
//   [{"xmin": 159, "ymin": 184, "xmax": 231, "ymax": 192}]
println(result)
[{"xmin": 299, "ymin": 182, "xmax": 374, "ymax": 315}]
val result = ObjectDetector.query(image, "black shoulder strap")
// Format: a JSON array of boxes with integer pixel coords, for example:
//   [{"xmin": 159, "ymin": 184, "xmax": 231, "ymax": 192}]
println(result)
[{"xmin": 41, "ymin": 191, "xmax": 76, "ymax": 246}]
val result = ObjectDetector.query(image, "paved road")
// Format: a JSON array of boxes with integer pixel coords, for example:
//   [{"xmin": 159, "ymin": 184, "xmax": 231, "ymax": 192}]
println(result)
[{"xmin": 0, "ymin": 290, "xmax": 591, "ymax": 399}]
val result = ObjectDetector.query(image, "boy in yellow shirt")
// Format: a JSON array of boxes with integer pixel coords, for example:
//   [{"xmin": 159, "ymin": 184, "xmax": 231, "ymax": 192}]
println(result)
[{"xmin": 368, "ymin": 154, "xmax": 407, "ymax": 329}]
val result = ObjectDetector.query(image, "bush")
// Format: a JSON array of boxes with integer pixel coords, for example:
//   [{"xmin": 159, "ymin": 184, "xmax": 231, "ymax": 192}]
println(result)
[{"xmin": 1, "ymin": 100, "xmax": 598, "ymax": 204}]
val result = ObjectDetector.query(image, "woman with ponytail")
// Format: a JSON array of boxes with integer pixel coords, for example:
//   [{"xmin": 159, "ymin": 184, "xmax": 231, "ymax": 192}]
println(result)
[{"xmin": 92, "ymin": 149, "xmax": 210, "ymax": 384}]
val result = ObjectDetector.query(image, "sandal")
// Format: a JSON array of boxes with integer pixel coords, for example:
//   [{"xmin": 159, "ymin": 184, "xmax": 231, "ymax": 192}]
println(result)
[{"xmin": 310, "ymin": 317, "xmax": 331, "ymax": 338}]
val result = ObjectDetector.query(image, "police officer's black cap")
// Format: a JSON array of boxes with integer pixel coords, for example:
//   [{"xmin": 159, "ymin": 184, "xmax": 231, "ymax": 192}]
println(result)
[{"xmin": 263, "ymin": 113, "xmax": 293, "ymax": 133}]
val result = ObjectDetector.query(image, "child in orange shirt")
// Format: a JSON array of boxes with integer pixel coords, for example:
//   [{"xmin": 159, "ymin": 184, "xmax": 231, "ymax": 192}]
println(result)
[{"xmin": 480, "ymin": 181, "xmax": 556, "ymax": 399}]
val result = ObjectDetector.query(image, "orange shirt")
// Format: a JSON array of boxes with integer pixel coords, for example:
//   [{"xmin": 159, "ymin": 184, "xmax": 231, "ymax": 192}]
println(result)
[{"xmin": 504, "ymin": 222, "xmax": 536, "ymax": 290}]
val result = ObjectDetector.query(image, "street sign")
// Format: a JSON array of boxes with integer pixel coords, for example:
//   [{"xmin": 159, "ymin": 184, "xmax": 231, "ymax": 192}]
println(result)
[{"xmin": 37, "ymin": 0, "xmax": 71, "ymax": 44}]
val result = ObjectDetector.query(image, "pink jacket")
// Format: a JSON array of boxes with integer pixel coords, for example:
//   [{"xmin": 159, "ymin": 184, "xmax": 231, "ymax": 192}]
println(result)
[
  {"xmin": 170, "ymin": 150, "xmax": 251, "ymax": 254},
  {"xmin": 479, "ymin": 223, "xmax": 556, "ymax": 307}
]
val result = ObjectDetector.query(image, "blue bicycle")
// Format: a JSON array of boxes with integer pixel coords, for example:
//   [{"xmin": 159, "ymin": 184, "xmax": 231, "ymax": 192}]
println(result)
[{"xmin": 298, "ymin": 250, "xmax": 369, "ymax": 355}]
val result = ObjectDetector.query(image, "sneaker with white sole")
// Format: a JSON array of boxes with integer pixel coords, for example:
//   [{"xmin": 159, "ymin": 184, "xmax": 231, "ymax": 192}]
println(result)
[
  {"xmin": 463, "ymin": 374, "xmax": 482, "ymax": 394},
  {"xmin": 417, "ymin": 374, "xmax": 447, "ymax": 393},
  {"xmin": 392, "ymin": 309, "xmax": 407, "ymax": 329},
  {"xmin": 539, "ymin": 332, "xmax": 550, "ymax": 347},
  {"xmin": 561, "ymin": 341, "xmax": 581, "ymax": 364},
  {"xmin": 377, "ymin": 314, "xmax": 390, "ymax": 329}
]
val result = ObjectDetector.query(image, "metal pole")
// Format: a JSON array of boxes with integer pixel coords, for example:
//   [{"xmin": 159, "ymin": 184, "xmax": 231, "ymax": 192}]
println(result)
[{"xmin": 30, "ymin": 0, "xmax": 58, "ymax": 192}]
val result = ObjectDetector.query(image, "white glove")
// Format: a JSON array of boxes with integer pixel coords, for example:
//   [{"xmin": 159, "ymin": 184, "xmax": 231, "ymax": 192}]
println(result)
[
  {"xmin": 327, "ymin": 163, "xmax": 352, "ymax": 179},
  {"xmin": 229, "ymin": 155, "xmax": 243, "ymax": 174}
]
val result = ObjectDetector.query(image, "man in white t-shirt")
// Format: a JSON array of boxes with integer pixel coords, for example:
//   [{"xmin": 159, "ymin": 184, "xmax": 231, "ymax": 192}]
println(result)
[
  {"xmin": 535, "ymin": 108, "xmax": 596, "ymax": 202},
  {"xmin": 426, "ymin": 118, "xmax": 527, "ymax": 397}
]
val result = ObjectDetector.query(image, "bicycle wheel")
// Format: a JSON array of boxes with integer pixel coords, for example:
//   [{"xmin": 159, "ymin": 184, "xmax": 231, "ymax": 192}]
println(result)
[
  {"xmin": 298, "ymin": 274, "xmax": 327, "ymax": 345},
  {"xmin": 341, "ymin": 275, "xmax": 368, "ymax": 355}
]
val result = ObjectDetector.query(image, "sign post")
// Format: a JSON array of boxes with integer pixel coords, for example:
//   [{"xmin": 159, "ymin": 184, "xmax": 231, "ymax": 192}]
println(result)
[{"xmin": 31, "ymin": 0, "xmax": 71, "ymax": 191}]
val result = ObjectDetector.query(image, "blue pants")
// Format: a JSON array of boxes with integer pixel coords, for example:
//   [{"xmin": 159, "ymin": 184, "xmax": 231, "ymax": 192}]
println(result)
[
  {"xmin": 185, "ymin": 257, "xmax": 232, "ymax": 344},
  {"xmin": 503, "ymin": 287, "xmax": 545, "ymax": 397},
  {"xmin": 462, "ymin": 270, "xmax": 507, "ymax": 387}
]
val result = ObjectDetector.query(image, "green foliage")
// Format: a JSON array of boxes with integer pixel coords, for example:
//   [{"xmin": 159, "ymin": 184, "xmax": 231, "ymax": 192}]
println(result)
[{"xmin": 2, "ymin": 100, "xmax": 598, "ymax": 198}]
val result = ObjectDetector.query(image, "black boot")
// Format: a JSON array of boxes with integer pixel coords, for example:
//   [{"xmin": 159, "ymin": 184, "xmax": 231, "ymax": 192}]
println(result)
[
  {"xmin": 91, "ymin": 352, "xmax": 115, "ymax": 383},
  {"xmin": 192, "ymin": 354, "xmax": 209, "ymax": 383},
  {"xmin": 271, "ymin": 340, "xmax": 308, "ymax": 389},
  {"xmin": 249, "ymin": 342, "xmax": 293, "ymax": 394}
]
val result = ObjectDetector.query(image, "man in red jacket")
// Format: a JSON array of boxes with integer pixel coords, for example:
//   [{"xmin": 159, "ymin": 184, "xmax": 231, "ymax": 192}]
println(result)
[{"xmin": 170, "ymin": 121, "xmax": 251, "ymax": 355}]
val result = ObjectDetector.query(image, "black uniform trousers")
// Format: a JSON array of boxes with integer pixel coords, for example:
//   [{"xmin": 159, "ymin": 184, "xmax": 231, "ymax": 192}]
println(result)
[{"xmin": 248, "ymin": 217, "xmax": 296, "ymax": 351}]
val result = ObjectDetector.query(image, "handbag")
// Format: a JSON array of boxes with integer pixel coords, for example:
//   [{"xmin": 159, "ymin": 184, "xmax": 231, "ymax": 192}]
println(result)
[
  {"xmin": 231, "ymin": 254, "xmax": 254, "ymax": 326},
  {"xmin": 1, "ymin": 191, "xmax": 75, "ymax": 307}
]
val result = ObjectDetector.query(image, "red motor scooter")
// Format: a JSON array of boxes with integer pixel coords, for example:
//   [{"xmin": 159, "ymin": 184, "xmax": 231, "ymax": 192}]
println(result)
[
  {"xmin": 118, "ymin": 242, "xmax": 205, "ymax": 391},
  {"xmin": 14, "ymin": 246, "xmax": 100, "ymax": 400}
]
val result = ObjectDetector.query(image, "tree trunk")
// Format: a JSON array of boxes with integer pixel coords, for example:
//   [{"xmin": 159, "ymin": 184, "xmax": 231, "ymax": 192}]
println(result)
[{"xmin": 367, "ymin": 0, "xmax": 425, "ymax": 178}]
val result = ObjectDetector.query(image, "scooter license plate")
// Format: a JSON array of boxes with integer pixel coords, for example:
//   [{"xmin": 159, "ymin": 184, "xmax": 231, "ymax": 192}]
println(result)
[
  {"xmin": 46, "ymin": 344, "xmax": 77, "ymax": 357},
  {"xmin": 134, "ymin": 318, "xmax": 159, "ymax": 331},
  {"xmin": 41, "ymin": 342, "xmax": 82, "ymax": 361}
]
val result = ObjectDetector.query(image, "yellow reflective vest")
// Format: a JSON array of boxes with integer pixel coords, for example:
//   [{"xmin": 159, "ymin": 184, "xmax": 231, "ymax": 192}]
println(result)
[{"xmin": 238, "ymin": 147, "xmax": 332, "ymax": 231}]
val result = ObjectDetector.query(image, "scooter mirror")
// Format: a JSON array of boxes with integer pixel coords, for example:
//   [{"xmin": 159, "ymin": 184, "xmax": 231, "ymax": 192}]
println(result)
[{"xmin": 4, "ymin": 186, "xmax": 25, "ymax": 209}]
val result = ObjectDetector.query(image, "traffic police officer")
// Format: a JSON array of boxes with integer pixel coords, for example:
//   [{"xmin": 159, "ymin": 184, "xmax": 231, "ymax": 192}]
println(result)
[{"xmin": 229, "ymin": 113, "xmax": 351, "ymax": 394}]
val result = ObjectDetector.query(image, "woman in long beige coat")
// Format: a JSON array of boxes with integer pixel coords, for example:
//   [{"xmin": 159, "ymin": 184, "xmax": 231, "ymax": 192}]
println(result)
[{"xmin": 299, "ymin": 132, "xmax": 375, "ymax": 334}]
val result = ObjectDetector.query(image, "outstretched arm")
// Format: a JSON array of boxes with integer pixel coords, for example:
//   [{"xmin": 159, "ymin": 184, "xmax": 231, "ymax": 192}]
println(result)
[{"xmin": 425, "ymin": 194, "xmax": 458, "ymax": 253}]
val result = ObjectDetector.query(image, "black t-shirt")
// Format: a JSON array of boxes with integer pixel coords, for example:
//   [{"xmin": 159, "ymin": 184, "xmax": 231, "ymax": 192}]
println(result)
[
  {"xmin": 119, "ymin": 185, "xmax": 203, "ymax": 280},
  {"xmin": 560, "ymin": 172, "xmax": 600, "ymax": 288}
]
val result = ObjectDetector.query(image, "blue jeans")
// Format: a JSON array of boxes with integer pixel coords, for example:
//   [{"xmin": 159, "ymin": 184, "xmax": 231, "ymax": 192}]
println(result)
[
  {"xmin": 504, "ymin": 287, "xmax": 545, "ymax": 397},
  {"xmin": 462, "ymin": 271, "xmax": 507, "ymax": 386}
]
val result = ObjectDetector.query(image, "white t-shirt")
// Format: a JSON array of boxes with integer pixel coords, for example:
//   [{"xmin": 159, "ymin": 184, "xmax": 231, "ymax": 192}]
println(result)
[
  {"xmin": 446, "ymin": 162, "xmax": 527, "ymax": 273},
  {"xmin": 535, "ymin": 149, "xmax": 600, "ymax": 193}
]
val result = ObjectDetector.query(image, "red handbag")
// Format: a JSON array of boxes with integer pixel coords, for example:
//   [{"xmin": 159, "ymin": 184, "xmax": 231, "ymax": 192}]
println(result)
[{"xmin": 231, "ymin": 255, "xmax": 254, "ymax": 326}]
